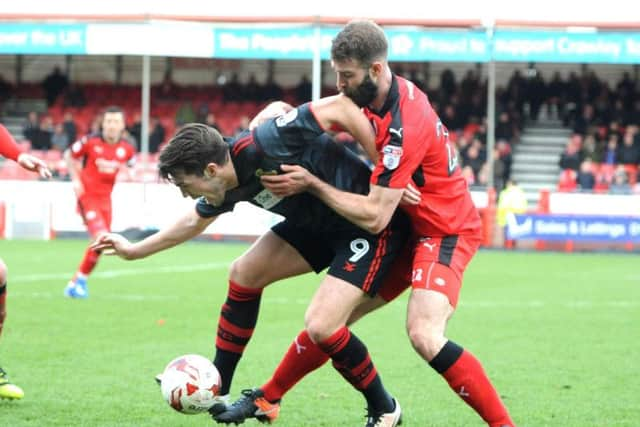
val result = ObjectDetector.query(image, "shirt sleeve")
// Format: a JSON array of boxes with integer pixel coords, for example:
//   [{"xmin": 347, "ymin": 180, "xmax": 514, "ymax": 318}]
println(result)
[
  {"xmin": 195, "ymin": 197, "xmax": 233, "ymax": 218},
  {"xmin": 0, "ymin": 124, "xmax": 23, "ymax": 162}
]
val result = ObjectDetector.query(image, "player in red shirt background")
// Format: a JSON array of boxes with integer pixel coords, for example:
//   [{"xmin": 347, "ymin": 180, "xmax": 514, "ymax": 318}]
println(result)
[
  {"xmin": 63, "ymin": 106, "xmax": 135, "ymax": 299},
  {"xmin": 261, "ymin": 20, "xmax": 515, "ymax": 427},
  {"xmin": 0, "ymin": 123, "xmax": 51, "ymax": 399}
]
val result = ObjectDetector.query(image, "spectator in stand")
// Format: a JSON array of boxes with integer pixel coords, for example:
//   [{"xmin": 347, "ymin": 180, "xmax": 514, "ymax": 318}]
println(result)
[
  {"xmin": 573, "ymin": 104, "xmax": 595, "ymax": 135},
  {"xmin": 491, "ymin": 147, "xmax": 506, "ymax": 190},
  {"xmin": 602, "ymin": 134, "xmax": 619, "ymax": 166},
  {"xmin": 244, "ymin": 73, "xmax": 262, "ymax": 102},
  {"xmin": 158, "ymin": 70, "xmax": 176, "ymax": 101},
  {"xmin": 609, "ymin": 166, "xmax": 632, "ymax": 195},
  {"xmin": 42, "ymin": 66, "xmax": 69, "ymax": 106},
  {"xmin": 441, "ymin": 104, "xmax": 463, "ymax": 132},
  {"xmin": 234, "ymin": 115, "xmax": 250, "ymax": 136},
  {"xmin": 205, "ymin": 113, "xmax": 222, "ymax": 134},
  {"xmin": 175, "ymin": 102, "xmax": 196, "ymax": 126},
  {"xmin": 581, "ymin": 134, "xmax": 601, "ymax": 163},
  {"xmin": 22, "ymin": 112, "xmax": 40, "ymax": 143},
  {"xmin": 463, "ymin": 140, "xmax": 485, "ymax": 179},
  {"xmin": 127, "ymin": 113, "xmax": 142, "ymax": 150},
  {"xmin": 262, "ymin": 75, "xmax": 283, "ymax": 102},
  {"xmin": 51, "ymin": 123, "xmax": 70, "ymax": 152},
  {"xmin": 495, "ymin": 112, "xmax": 514, "ymax": 143},
  {"xmin": 196, "ymin": 102, "xmax": 210, "ymax": 124},
  {"xmin": 576, "ymin": 159, "xmax": 596, "ymax": 191},
  {"xmin": 559, "ymin": 137, "xmax": 581, "ymax": 171},
  {"xmin": 31, "ymin": 116, "xmax": 53, "ymax": 151},
  {"xmin": 526, "ymin": 67, "xmax": 546, "ymax": 121},
  {"xmin": 439, "ymin": 68, "xmax": 456, "ymax": 99},
  {"xmin": 618, "ymin": 131, "xmax": 640, "ymax": 166},
  {"xmin": 496, "ymin": 139, "xmax": 513, "ymax": 183},
  {"xmin": 223, "ymin": 73, "xmax": 243, "ymax": 102},
  {"xmin": 294, "ymin": 74, "xmax": 312, "ymax": 103},
  {"xmin": 62, "ymin": 112, "xmax": 77, "ymax": 143},
  {"xmin": 546, "ymin": 71, "xmax": 566, "ymax": 120},
  {"xmin": 149, "ymin": 117, "xmax": 166, "ymax": 153}
]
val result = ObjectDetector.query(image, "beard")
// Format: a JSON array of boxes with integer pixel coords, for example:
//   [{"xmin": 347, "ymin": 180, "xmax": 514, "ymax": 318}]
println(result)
[{"xmin": 344, "ymin": 74, "xmax": 378, "ymax": 108}]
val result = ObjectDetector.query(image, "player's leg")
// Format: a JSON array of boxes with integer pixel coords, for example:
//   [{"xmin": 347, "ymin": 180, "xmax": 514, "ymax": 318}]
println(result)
[
  {"xmin": 0, "ymin": 258, "xmax": 24, "ymax": 400},
  {"xmin": 406, "ymin": 235, "xmax": 514, "ymax": 427},
  {"xmin": 65, "ymin": 197, "xmax": 111, "ymax": 299},
  {"xmin": 213, "ymin": 227, "xmax": 314, "ymax": 401},
  {"xmin": 217, "ymin": 215, "xmax": 410, "ymax": 426}
]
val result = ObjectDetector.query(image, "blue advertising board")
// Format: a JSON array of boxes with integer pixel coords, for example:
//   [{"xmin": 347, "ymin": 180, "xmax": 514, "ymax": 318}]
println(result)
[
  {"xmin": 493, "ymin": 30, "xmax": 640, "ymax": 64},
  {"xmin": 505, "ymin": 213, "xmax": 640, "ymax": 242},
  {"xmin": 0, "ymin": 24, "xmax": 86, "ymax": 54}
]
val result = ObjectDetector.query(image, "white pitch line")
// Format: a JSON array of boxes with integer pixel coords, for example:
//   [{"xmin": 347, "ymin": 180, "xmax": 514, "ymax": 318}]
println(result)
[{"xmin": 10, "ymin": 262, "xmax": 230, "ymax": 283}]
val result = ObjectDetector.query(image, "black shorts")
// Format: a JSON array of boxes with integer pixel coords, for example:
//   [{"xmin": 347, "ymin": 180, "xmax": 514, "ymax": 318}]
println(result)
[{"xmin": 271, "ymin": 212, "xmax": 410, "ymax": 297}]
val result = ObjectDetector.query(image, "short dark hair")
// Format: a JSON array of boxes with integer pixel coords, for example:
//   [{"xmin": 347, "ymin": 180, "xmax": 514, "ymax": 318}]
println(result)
[
  {"xmin": 103, "ymin": 105, "xmax": 124, "ymax": 117},
  {"xmin": 159, "ymin": 123, "xmax": 229, "ymax": 180},
  {"xmin": 331, "ymin": 20, "xmax": 388, "ymax": 66}
]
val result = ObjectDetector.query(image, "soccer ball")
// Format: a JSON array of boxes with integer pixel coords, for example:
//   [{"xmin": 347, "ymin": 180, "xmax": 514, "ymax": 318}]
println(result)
[{"xmin": 160, "ymin": 354, "xmax": 222, "ymax": 414}]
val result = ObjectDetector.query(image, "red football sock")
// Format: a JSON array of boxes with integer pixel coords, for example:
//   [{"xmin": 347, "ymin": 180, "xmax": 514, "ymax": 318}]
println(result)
[
  {"xmin": 433, "ymin": 342, "xmax": 514, "ymax": 427},
  {"xmin": 78, "ymin": 246, "xmax": 101, "ymax": 276},
  {"xmin": 261, "ymin": 330, "xmax": 329, "ymax": 402}
]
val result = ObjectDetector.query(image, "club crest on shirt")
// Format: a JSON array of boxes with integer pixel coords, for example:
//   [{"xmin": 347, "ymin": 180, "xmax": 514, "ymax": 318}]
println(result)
[{"xmin": 382, "ymin": 145, "xmax": 403, "ymax": 170}]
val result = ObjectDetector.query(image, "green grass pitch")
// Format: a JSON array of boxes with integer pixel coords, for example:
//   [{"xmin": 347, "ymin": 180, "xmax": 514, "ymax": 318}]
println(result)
[{"xmin": 0, "ymin": 239, "xmax": 638, "ymax": 426}]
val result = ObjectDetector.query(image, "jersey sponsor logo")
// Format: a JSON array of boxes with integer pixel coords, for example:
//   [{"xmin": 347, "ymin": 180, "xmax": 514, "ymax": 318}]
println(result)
[
  {"xmin": 255, "ymin": 168, "xmax": 278, "ymax": 177},
  {"xmin": 253, "ymin": 189, "xmax": 282, "ymax": 209},
  {"xmin": 275, "ymin": 108, "xmax": 299, "ymax": 127},
  {"xmin": 382, "ymin": 145, "xmax": 403, "ymax": 170},
  {"xmin": 93, "ymin": 145, "xmax": 103, "ymax": 154}
]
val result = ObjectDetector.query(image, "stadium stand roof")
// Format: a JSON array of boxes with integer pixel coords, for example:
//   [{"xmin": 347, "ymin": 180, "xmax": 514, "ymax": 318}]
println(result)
[{"xmin": 0, "ymin": 0, "xmax": 638, "ymax": 29}]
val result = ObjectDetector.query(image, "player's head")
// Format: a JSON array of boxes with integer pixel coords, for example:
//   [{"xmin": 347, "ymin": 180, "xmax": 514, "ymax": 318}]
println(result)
[
  {"xmin": 101, "ymin": 106, "xmax": 125, "ymax": 143},
  {"xmin": 331, "ymin": 20, "xmax": 388, "ymax": 107},
  {"xmin": 159, "ymin": 123, "xmax": 233, "ymax": 206}
]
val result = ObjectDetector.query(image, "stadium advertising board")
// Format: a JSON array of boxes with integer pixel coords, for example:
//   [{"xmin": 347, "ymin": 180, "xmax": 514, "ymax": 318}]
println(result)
[
  {"xmin": 505, "ymin": 213, "xmax": 640, "ymax": 242},
  {"xmin": 0, "ymin": 24, "xmax": 86, "ymax": 54},
  {"xmin": 2, "ymin": 22, "xmax": 640, "ymax": 63},
  {"xmin": 493, "ymin": 30, "xmax": 640, "ymax": 64}
]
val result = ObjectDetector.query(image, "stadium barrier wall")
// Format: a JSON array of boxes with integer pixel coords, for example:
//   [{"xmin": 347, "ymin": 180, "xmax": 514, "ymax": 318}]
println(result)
[
  {"xmin": 0, "ymin": 181, "xmax": 491, "ymax": 241},
  {"xmin": 505, "ymin": 190, "xmax": 640, "ymax": 251}
]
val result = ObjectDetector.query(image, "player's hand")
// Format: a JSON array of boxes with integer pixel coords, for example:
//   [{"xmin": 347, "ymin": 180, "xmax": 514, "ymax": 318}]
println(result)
[
  {"xmin": 17, "ymin": 153, "xmax": 52, "ymax": 179},
  {"xmin": 400, "ymin": 182, "xmax": 421, "ymax": 206},
  {"xmin": 72, "ymin": 179, "xmax": 85, "ymax": 197},
  {"xmin": 260, "ymin": 164, "xmax": 312, "ymax": 197},
  {"xmin": 91, "ymin": 233, "xmax": 136, "ymax": 259}
]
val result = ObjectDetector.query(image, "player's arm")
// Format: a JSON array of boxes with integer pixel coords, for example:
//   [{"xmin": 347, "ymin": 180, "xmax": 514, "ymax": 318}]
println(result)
[
  {"xmin": 92, "ymin": 208, "xmax": 217, "ymax": 260},
  {"xmin": 249, "ymin": 101, "xmax": 295, "ymax": 130},
  {"xmin": 308, "ymin": 178, "xmax": 403, "ymax": 234},
  {"xmin": 309, "ymin": 95, "xmax": 378, "ymax": 161},
  {"xmin": 0, "ymin": 124, "xmax": 51, "ymax": 178}
]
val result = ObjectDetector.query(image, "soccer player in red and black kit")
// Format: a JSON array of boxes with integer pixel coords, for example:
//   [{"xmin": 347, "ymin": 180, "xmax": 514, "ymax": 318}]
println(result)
[
  {"xmin": 93, "ymin": 97, "xmax": 409, "ymax": 427},
  {"xmin": 63, "ymin": 106, "xmax": 135, "ymax": 298},
  {"xmin": 0, "ymin": 124, "xmax": 51, "ymax": 399},
  {"xmin": 260, "ymin": 20, "xmax": 515, "ymax": 427}
]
